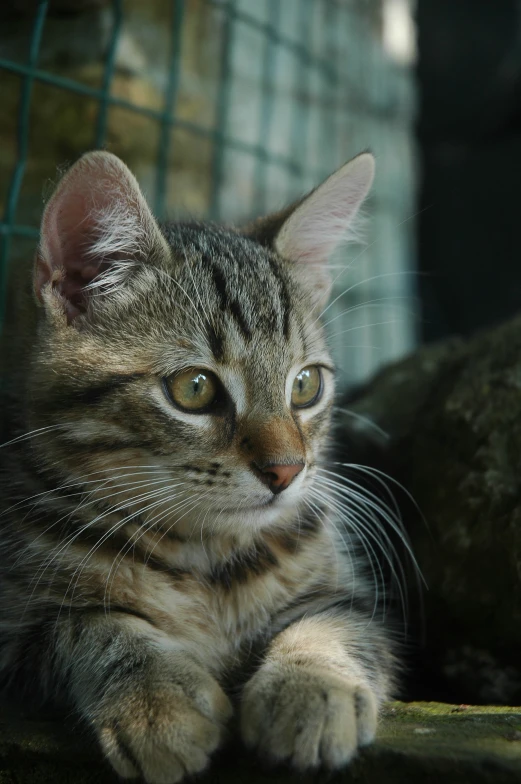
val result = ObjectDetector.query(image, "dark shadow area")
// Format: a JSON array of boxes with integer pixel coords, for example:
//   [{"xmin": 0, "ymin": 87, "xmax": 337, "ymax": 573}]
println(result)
[{"xmin": 417, "ymin": 0, "xmax": 521, "ymax": 342}]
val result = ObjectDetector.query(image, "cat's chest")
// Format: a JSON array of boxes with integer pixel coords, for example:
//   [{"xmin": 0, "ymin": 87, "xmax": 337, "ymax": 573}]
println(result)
[{"xmin": 117, "ymin": 535, "xmax": 326, "ymax": 662}]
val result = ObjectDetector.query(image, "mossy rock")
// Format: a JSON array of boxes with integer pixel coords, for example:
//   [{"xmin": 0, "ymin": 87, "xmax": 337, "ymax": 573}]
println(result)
[
  {"xmin": 1, "ymin": 701, "xmax": 521, "ymax": 783},
  {"xmin": 339, "ymin": 314, "xmax": 521, "ymax": 704}
]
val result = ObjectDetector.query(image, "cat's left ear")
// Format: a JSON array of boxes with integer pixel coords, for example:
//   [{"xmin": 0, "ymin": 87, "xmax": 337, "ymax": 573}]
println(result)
[
  {"xmin": 244, "ymin": 152, "xmax": 375, "ymax": 306},
  {"xmin": 35, "ymin": 150, "xmax": 170, "ymax": 324}
]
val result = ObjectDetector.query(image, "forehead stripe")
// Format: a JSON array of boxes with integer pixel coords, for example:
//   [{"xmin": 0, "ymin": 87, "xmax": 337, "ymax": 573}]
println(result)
[
  {"xmin": 206, "ymin": 323, "xmax": 224, "ymax": 361},
  {"xmin": 266, "ymin": 254, "xmax": 291, "ymax": 338},
  {"xmin": 209, "ymin": 261, "xmax": 252, "ymax": 343}
]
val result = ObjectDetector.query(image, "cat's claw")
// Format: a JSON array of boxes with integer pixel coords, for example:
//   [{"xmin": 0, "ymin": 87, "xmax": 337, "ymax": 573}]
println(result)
[{"xmin": 241, "ymin": 662, "xmax": 378, "ymax": 770}]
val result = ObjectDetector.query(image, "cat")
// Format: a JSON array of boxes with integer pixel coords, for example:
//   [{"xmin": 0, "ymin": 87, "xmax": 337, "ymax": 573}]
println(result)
[{"xmin": 0, "ymin": 150, "xmax": 397, "ymax": 783}]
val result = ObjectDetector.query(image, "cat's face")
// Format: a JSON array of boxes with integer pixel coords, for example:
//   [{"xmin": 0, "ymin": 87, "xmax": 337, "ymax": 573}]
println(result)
[{"xmin": 29, "ymin": 152, "xmax": 373, "ymax": 541}]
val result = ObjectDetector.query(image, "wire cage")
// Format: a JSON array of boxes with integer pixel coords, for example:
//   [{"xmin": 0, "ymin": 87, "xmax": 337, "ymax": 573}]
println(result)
[{"xmin": 0, "ymin": 0, "xmax": 417, "ymax": 389}]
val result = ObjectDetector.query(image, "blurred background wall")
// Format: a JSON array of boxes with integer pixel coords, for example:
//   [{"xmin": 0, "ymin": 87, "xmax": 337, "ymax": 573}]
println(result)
[
  {"xmin": 417, "ymin": 0, "xmax": 521, "ymax": 344},
  {"xmin": 0, "ymin": 0, "xmax": 418, "ymax": 390}
]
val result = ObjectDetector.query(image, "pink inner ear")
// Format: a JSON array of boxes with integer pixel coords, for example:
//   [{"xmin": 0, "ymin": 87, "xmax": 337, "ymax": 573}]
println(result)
[
  {"xmin": 35, "ymin": 151, "xmax": 157, "ymax": 322},
  {"xmin": 37, "ymin": 190, "xmax": 108, "ymax": 319},
  {"xmin": 275, "ymin": 153, "xmax": 375, "ymax": 268},
  {"xmin": 288, "ymin": 202, "xmax": 360, "ymax": 265}
]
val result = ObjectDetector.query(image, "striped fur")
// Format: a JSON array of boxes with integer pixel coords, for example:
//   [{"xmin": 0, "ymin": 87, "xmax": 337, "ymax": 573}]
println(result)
[{"xmin": 0, "ymin": 152, "xmax": 397, "ymax": 783}]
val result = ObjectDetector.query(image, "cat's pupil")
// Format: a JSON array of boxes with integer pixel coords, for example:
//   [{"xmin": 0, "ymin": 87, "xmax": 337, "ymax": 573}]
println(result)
[
  {"xmin": 291, "ymin": 366, "xmax": 322, "ymax": 408},
  {"xmin": 299, "ymin": 371, "xmax": 310, "ymax": 393}
]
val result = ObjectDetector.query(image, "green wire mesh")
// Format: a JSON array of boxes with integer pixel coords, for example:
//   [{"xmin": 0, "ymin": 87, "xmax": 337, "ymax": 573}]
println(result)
[
  {"xmin": 0, "ymin": 0, "xmax": 417, "ymax": 386},
  {"xmin": 0, "ymin": 2, "xmax": 47, "ymax": 327},
  {"xmin": 0, "ymin": 0, "xmax": 335, "ymax": 321},
  {"xmin": 1, "ymin": 5, "xmax": 306, "ymax": 267}
]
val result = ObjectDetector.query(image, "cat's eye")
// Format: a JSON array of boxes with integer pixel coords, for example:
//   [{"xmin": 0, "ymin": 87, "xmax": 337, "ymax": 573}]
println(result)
[
  {"xmin": 164, "ymin": 369, "xmax": 219, "ymax": 412},
  {"xmin": 291, "ymin": 366, "xmax": 322, "ymax": 408}
]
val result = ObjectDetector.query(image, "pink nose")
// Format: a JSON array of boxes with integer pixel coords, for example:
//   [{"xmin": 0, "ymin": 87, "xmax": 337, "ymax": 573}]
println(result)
[{"xmin": 253, "ymin": 462, "xmax": 304, "ymax": 494}]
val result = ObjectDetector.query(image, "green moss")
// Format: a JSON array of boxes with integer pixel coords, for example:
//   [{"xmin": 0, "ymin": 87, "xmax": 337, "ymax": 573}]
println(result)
[
  {"xmin": 2, "ymin": 702, "xmax": 521, "ymax": 783},
  {"xmin": 389, "ymin": 701, "xmax": 521, "ymax": 717}
]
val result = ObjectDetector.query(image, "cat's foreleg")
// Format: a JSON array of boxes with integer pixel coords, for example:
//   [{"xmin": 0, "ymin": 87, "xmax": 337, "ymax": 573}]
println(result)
[
  {"xmin": 241, "ymin": 611, "xmax": 394, "ymax": 770},
  {"xmin": 51, "ymin": 613, "xmax": 232, "ymax": 783}
]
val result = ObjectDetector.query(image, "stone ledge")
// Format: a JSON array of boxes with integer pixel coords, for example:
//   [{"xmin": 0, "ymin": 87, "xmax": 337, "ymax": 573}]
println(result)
[{"xmin": 1, "ymin": 702, "xmax": 521, "ymax": 783}]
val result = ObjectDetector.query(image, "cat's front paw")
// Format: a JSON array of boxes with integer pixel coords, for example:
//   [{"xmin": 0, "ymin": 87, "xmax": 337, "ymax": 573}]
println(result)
[
  {"xmin": 241, "ymin": 662, "xmax": 377, "ymax": 770},
  {"xmin": 92, "ymin": 663, "xmax": 232, "ymax": 784}
]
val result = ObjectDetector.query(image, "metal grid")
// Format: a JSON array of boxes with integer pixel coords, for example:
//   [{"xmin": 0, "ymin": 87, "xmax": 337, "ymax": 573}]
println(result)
[{"xmin": 0, "ymin": 0, "xmax": 417, "ymax": 387}]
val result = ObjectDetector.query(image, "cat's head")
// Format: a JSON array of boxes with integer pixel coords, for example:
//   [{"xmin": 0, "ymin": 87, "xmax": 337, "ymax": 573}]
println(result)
[{"xmin": 29, "ymin": 151, "xmax": 373, "ymax": 541}]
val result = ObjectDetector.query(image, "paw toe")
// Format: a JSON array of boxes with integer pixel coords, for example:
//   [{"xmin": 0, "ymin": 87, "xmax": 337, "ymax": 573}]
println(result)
[
  {"xmin": 319, "ymin": 689, "xmax": 358, "ymax": 768},
  {"xmin": 98, "ymin": 725, "xmax": 140, "ymax": 780},
  {"xmin": 241, "ymin": 667, "xmax": 379, "ymax": 772},
  {"xmin": 355, "ymin": 687, "xmax": 378, "ymax": 747}
]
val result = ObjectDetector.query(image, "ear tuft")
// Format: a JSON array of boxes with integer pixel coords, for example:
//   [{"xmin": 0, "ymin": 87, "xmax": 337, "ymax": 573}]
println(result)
[{"xmin": 35, "ymin": 151, "xmax": 167, "ymax": 323}]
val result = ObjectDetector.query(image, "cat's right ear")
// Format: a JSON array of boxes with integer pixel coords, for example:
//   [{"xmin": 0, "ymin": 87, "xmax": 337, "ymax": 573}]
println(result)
[
  {"xmin": 35, "ymin": 151, "xmax": 169, "ymax": 324},
  {"xmin": 243, "ymin": 153, "xmax": 375, "ymax": 308}
]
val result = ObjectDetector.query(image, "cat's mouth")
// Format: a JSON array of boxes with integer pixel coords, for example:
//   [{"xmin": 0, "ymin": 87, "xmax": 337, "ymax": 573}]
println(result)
[{"xmin": 222, "ymin": 489, "xmax": 303, "ymax": 515}]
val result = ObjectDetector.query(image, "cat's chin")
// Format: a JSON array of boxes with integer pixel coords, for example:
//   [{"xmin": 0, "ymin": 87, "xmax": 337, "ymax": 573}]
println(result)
[
  {"xmin": 223, "ymin": 489, "xmax": 295, "ymax": 513},
  {"xmin": 216, "ymin": 491, "xmax": 305, "ymax": 530}
]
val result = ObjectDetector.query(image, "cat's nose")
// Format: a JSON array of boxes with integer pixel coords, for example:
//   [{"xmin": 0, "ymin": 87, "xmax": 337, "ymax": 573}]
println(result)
[{"xmin": 253, "ymin": 462, "xmax": 304, "ymax": 494}]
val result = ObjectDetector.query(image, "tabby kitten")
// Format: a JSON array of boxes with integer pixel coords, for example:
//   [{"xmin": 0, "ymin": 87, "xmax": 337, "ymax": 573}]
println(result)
[{"xmin": 0, "ymin": 151, "xmax": 396, "ymax": 783}]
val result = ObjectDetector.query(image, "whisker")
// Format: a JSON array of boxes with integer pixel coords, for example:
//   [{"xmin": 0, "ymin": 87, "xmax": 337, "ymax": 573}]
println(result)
[
  {"xmin": 302, "ymin": 496, "xmax": 343, "ymax": 593},
  {"xmin": 314, "ymin": 465, "xmax": 425, "ymax": 627},
  {"xmin": 177, "ymin": 230, "xmax": 216, "ymax": 332},
  {"xmin": 317, "ymin": 268, "xmax": 420, "ymax": 325},
  {"xmin": 314, "ymin": 239, "xmax": 379, "ymax": 325},
  {"xmin": 12, "ymin": 471, "xmax": 172, "ymax": 566},
  {"xmin": 62, "ymin": 484, "xmax": 187, "ymax": 620},
  {"xmin": 104, "ymin": 489, "xmax": 216, "ymax": 611},
  {"xmin": 103, "ymin": 490, "xmax": 204, "ymax": 613},
  {"xmin": 318, "ymin": 468, "xmax": 415, "ymax": 554},
  {"xmin": 0, "ymin": 424, "xmax": 65, "ymax": 450},
  {"xmin": 328, "ymin": 319, "xmax": 404, "ymax": 339},
  {"xmin": 308, "ymin": 487, "xmax": 383, "ymax": 621},
  {"xmin": 1, "ymin": 464, "xmax": 169, "ymax": 520},
  {"xmin": 322, "ymin": 296, "xmax": 416, "ymax": 331},
  {"xmin": 312, "ymin": 480, "xmax": 402, "ymax": 621},
  {"xmin": 23, "ymin": 481, "xmax": 180, "ymax": 618},
  {"xmin": 155, "ymin": 268, "xmax": 207, "ymax": 338},
  {"xmin": 333, "ymin": 462, "xmax": 428, "ymax": 530},
  {"xmin": 333, "ymin": 407, "xmax": 390, "ymax": 441}
]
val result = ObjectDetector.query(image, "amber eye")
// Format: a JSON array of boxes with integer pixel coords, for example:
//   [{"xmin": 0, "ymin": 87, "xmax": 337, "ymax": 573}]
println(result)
[
  {"xmin": 291, "ymin": 366, "xmax": 322, "ymax": 408},
  {"xmin": 164, "ymin": 369, "xmax": 219, "ymax": 412}
]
